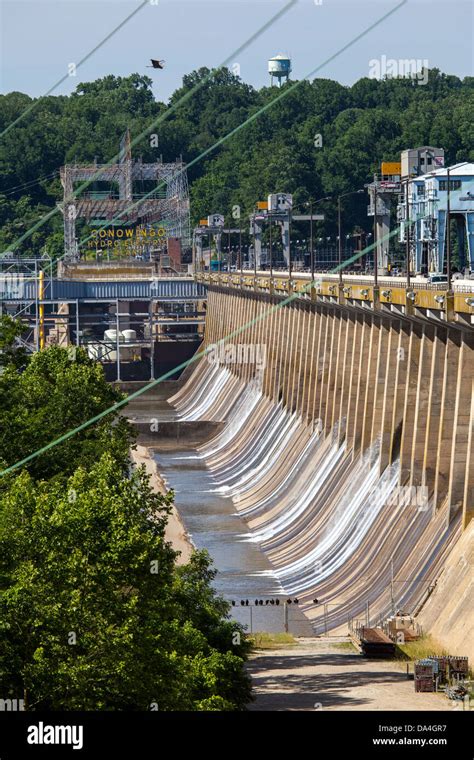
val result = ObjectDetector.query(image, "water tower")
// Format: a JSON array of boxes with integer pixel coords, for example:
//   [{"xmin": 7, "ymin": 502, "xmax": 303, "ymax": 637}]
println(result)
[{"xmin": 268, "ymin": 54, "xmax": 291, "ymax": 87}]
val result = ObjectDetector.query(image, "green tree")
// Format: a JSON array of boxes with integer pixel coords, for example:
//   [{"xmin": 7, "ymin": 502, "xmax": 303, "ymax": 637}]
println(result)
[
  {"xmin": 0, "ymin": 345, "xmax": 133, "ymax": 480},
  {"xmin": 1, "ymin": 68, "xmax": 473, "ymax": 252},
  {"xmin": 0, "ymin": 455, "xmax": 251, "ymax": 710},
  {"xmin": 0, "ymin": 314, "xmax": 28, "ymax": 370}
]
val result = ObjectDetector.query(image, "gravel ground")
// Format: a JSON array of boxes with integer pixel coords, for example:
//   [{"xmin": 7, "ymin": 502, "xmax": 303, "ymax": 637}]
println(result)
[{"xmin": 247, "ymin": 638, "xmax": 454, "ymax": 711}]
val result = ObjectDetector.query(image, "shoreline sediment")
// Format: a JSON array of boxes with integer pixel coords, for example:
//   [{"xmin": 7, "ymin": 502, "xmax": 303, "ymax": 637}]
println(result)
[{"xmin": 130, "ymin": 443, "xmax": 194, "ymax": 565}]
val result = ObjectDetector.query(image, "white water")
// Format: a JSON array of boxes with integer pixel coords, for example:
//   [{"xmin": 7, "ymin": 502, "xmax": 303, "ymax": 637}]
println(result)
[
  {"xmin": 274, "ymin": 451, "xmax": 401, "ymax": 593},
  {"xmin": 177, "ymin": 364, "xmax": 230, "ymax": 421},
  {"xmin": 243, "ymin": 440, "xmax": 346, "ymax": 539}
]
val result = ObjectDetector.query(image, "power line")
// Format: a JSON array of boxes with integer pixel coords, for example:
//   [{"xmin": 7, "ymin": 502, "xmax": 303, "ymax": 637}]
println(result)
[
  {"xmin": 71, "ymin": 0, "xmax": 407, "ymax": 262},
  {"xmin": 2, "ymin": 0, "xmax": 297, "ymax": 256},
  {"xmin": 1, "ymin": 171, "xmax": 59, "ymax": 197},
  {"xmin": 0, "ymin": 229, "xmax": 394, "ymax": 478}
]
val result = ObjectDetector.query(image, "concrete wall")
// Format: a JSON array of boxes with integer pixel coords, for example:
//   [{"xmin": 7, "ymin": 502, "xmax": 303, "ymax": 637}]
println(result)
[
  {"xmin": 167, "ymin": 284, "xmax": 473, "ymax": 641},
  {"xmin": 417, "ymin": 521, "xmax": 474, "ymax": 662},
  {"xmin": 205, "ymin": 286, "xmax": 474, "ymax": 531}
]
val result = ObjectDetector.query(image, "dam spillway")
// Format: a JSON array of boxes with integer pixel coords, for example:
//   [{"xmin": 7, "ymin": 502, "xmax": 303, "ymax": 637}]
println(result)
[{"xmin": 136, "ymin": 280, "xmax": 473, "ymax": 649}]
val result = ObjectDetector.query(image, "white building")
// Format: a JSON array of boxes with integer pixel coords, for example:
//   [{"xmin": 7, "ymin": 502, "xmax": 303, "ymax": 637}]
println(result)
[{"xmin": 398, "ymin": 162, "xmax": 474, "ymax": 274}]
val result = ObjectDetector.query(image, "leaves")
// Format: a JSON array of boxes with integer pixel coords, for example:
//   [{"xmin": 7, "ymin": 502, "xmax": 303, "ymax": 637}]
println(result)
[
  {"xmin": 1, "ymin": 68, "xmax": 473, "ymax": 256},
  {"xmin": 0, "ymin": 342, "xmax": 251, "ymax": 710},
  {"xmin": 0, "ymin": 457, "xmax": 251, "ymax": 709}
]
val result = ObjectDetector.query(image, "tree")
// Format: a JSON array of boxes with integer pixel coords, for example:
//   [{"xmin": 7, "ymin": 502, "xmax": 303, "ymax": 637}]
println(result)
[
  {"xmin": 0, "ymin": 333, "xmax": 251, "ymax": 711},
  {"xmin": 1, "ymin": 68, "xmax": 472, "ymax": 251},
  {"xmin": 0, "ymin": 454, "xmax": 251, "ymax": 710},
  {"xmin": 0, "ymin": 345, "xmax": 133, "ymax": 480},
  {"xmin": 0, "ymin": 314, "xmax": 28, "ymax": 370}
]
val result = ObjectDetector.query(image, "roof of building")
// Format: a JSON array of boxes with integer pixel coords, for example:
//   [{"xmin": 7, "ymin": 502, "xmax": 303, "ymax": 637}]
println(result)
[{"xmin": 422, "ymin": 162, "xmax": 474, "ymax": 178}]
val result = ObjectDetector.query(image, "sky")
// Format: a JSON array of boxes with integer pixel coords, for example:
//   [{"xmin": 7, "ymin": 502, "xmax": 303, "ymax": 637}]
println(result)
[{"xmin": 0, "ymin": 0, "xmax": 473, "ymax": 102}]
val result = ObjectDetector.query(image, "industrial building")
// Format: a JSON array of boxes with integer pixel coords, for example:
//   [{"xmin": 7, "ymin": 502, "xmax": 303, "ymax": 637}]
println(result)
[
  {"xmin": 60, "ymin": 129, "xmax": 191, "ymax": 263},
  {"xmin": 398, "ymin": 158, "xmax": 474, "ymax": 274},
  {"xmin": 368, "ymin": 146, "xmax": 474, "ymax": 275}
]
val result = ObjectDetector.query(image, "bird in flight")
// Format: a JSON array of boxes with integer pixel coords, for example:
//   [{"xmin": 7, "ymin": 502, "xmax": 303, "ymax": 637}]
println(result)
[{"xmin": 147, "ymin": 59, "xmax": 165, "ymax": 69}]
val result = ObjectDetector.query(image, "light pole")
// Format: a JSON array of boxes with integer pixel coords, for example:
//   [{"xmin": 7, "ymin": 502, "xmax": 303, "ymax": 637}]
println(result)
[
  {"xmin": 337, "ymin": 189, "xmax": 364, "ymax": 286},
  {"xmin": 253, "ymin": 216, "xmax": 257, "ymax": 277},
  {"xmin": 288, "ymin": 211, "xmax": 292, "ymax": 282},
  {"xmin": 269, "ymin": 209, "xmax": 273, "ymax": 278},
  {"xmin": 239, "ymin": 221, "xmax": 242, "ymax": 274},
  {"xmin": 405, "ymin": 177, "xmax": 411, "ymax": 288},
  {"xmin": 372, "ymin": 183, "xmax": 378, "ymax": 287},
  {"xmin": 446, "ymin": 165, "xmax": 452, "ymax": 290}
]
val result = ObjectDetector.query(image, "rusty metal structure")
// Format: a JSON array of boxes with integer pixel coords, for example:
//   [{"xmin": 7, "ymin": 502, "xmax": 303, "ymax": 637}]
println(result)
[{"xmin": 59, "ymin": 129, "xmax": 190, "ymax": 260}]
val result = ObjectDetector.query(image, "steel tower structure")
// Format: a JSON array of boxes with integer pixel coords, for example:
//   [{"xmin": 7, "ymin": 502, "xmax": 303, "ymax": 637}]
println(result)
[{"xmin": 59, "ymin": 129, "xmax": 190, "ymax": 260}]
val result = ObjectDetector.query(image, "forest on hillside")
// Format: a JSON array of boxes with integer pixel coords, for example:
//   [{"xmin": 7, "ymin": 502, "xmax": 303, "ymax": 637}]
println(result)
[{"xmin": 0, "ymin": 67, "xmax": 473, "ymax": 259}]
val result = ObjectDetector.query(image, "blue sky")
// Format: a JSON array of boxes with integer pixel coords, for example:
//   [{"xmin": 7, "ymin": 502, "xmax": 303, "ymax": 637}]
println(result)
[{"xmin": 0, "ymin": 0, "xmax": 472, "ymax": 101}]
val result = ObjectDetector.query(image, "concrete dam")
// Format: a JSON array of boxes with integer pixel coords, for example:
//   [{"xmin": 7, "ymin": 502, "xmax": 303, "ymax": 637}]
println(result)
[{"xmin": 141, "ymin": 277, "xmax": 473, "ymax": 656}]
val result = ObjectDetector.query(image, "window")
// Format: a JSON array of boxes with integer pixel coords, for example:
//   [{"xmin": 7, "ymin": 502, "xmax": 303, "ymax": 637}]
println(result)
[{"xmin": 439, "ymin": 180, "xmax": 462, "ymax": 191}]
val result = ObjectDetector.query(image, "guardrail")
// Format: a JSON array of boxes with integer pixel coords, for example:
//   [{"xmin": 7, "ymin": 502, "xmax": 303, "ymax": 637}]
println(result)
[{"xmin": 195, "ymin": 270, "xmax": 474, "ymax": 319}]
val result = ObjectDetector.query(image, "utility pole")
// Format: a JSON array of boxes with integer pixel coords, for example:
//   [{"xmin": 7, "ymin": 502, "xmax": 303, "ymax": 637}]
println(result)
[
  {"xmin": 269, "ymin": 209, "xmax": 273, "ymax": 278},
  {"xmin": 115, "ymin": 298, "xmax": 121, "ymax": 383},
  {"xmin": 253, "ymin": 217, "xmax": 257, "ymax": 277},
  {"xmin": 288, "ymin": 210, "xmax": 292, "ymax": 282},
  {"xmin": 446, "ymin": 165, "xmax": 451, "ymax": 289},
  {"xmin": 38, "ymin": 269, "xmax": 45, "ymax": 350},
  {"xmin": 338, "ymin": 196, "xmax": 342, "ymax": 286},
  {"xmin": 239, "ymin": 219, "xmax": 242, "ymax": 274},
  {"xmin": 338, "ymin": 190, "xmax": 364, "ymax": 298},
  {"xmin": 34, "ymin": 259, "xmax": 39, "ymax": 351},
  {"xmin": 373, "ymin": 182, "xmax": 378, "ymax": 288}
]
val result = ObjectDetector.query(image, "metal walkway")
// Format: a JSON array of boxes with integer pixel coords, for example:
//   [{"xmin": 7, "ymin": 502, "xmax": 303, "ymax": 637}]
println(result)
[{"xmin": 5, "ymin": 277, "xmax": 207, "ymax": 303}]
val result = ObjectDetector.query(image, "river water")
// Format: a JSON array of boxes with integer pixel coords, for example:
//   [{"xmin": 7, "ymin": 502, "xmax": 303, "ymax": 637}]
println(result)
[{"xmin": 154, "ymin": 445, "xmax": 312, "ymax": 634}]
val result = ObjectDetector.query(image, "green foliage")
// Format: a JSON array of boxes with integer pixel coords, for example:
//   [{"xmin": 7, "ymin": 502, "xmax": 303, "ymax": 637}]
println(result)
[
  {"xmin": 0, "ymin": 68, "xmax": 472, "ymax": 256},
  {"xmin": 0, "ymin": 456, "xmax": 251, "ymax": 710},
  {"xmin": 0, "ymin": 345, "xmax": 133, "ymax": 480},
  {"xmin": 0, "ymin": 314, "xmax": 28, "ymax": 369},
  {"xmin": 0, "ymin": 339, "xmax": 251, "ymax": 710}
]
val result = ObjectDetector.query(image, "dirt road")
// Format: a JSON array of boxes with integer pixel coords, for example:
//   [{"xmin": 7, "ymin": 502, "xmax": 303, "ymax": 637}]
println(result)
[{"xmin": 247, "ymin": 638, "xmax": 453, "ymax": 711}]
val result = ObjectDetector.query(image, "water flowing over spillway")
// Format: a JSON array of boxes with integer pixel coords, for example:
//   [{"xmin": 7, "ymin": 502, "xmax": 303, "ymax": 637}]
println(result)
[
  {"xmin": 164, "ymin": 356, "xmax": 460, "ymax": 635},
  {"xmin": 153, "ymin": 284, "xmax": 473, "ymax": 639}
]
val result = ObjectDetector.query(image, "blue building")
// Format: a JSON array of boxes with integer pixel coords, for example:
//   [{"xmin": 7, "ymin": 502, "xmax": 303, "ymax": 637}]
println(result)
[{"xmin": 398, "ymin": 160, "xmax": 474, "ymax": 274}]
